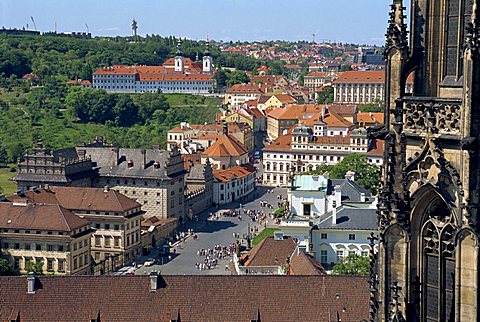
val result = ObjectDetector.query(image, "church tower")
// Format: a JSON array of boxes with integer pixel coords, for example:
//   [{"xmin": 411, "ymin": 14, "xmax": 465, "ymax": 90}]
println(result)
[
  {"xmin": 373, "ymin": 0, "xmax": 480, "ymax": 321},
  {"xmin": 174, "ymin": 40, "xmax": 184, "ymax": 73},
  {"xmin": 202, "ymin": 41, "xmax": 213, "ymax": 75}
]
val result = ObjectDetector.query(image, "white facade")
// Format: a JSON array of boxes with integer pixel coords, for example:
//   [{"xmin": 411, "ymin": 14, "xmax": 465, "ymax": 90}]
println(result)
[
  {"xmin": 213, "ymin": 170, "xmax": 256, "ymax": 205},
  {"xmin": 92, "ymin": 75, "xmax": 214, "ymax": 94},
  {"xmin": 333, "ymin": 83, "xmax": 384, "ymax": 104},
  {"xmin": 262, "ymin": 140, "xmax": 383, "ymax": 187},
  {"xmin": 225, "ymin": 92, "xmax": 262, "ymax": 107},
  {"xmin": 312, "ymin": 228, "xmax": 374, "ymax": 266}
]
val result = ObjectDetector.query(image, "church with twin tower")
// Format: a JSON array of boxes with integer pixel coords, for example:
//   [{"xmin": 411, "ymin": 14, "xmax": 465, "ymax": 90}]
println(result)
[{"xmin": 372, "ymin": 0, "xmax": 480, "ymax": 321}]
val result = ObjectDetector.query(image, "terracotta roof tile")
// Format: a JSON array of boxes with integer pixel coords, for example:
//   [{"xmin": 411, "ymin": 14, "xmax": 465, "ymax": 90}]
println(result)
[
  {"xmin": 243, "ymin": 236, "xmax": 297, "ymax": 267},
  {"xmin": 0, "ymin": 275, "xmax": 369, "ymax": 321},
  {"xmin": 9, "ymin": 187, "xmax": 141, "ymax": 213},
  {"xmin": 357, "ymin": 112, "xmax": 384, "ymax": 125},
  {"xmin": 203, "ymin": 134, "xmax": 248, "ymax": 157},
  {"xmin": 213, "ymin": 164, "xmax": 255, "ymax": 183},
  {"xmin": 0, "ymin": 203, "xmax": 89, "ymax": 232},
  {"xmin": 226, "ymin": 83, "xmax": 263, "ymax": 94}
]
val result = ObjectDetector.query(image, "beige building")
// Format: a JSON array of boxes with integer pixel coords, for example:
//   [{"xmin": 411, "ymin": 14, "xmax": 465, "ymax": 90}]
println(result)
[
  {"xmin": 201, "ymin": 128, "xmax": 249, "ymax": 170},
  {"xmin": 224, "ymin": 83, "xmax": 263, "ymax": 107},
  {"xmin": 167, "ymin": 122, "xmax": 254, "ymax": 153},
  {"xmin": 304, "ymin": 71, "xmax": 339, "ymax": 96},
  {"xmin": 0, "ymin": 201, "xmax": 93, "ymax": 275},
  {"xmin": 141, "ymin": 217, "xmax": 177, "ymax": 251},
  {"xmin": 10, "ymin": 187, "xmax": 144, "ymax": 267}
]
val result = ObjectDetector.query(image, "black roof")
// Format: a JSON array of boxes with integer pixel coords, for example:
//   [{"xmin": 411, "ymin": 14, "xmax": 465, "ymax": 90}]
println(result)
[{"xmin": 314, "ymin": 207, "xmax": 377, "ymax": 231}]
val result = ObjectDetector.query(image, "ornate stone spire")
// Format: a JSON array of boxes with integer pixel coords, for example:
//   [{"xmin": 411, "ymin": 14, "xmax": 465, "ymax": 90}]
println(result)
[
  {"xmin": 385, "ymin": 0, "xmax": 408, "ymax": 57},
  {"xmin": 175, "ymin": 40, "xmax": 183, "ymax": 56},
  {"xmin": 465, "ymin": 0, "xmax": 480, "ymax": 55}
]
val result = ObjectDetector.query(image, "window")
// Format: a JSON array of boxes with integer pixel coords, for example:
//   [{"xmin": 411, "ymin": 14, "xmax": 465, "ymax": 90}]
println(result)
[
  {"xmin": 114, "ymin": 224, "xmax": 120, "ymax": 230},
  {"xmin": 25, "ymin": 243, "xmax": 31, "ymax": 250},
  {"xmin": 47, "ymin": 258, "xmax": 54, "ymax": 271},
  {"xmin": 361, "ymin": 251, "xmax": 368, "ymax": 257},
  {"xmin": 336, "ymin": 250, "xmax": 344, "ymax": 261},
  {"xmin": 58, "ymin": 245, "xmax": 64, "ymax": 252},
  {"xmin": 320, "ymin": 250, "xmax": 328, "ymax": 264},
  {"xmin": 104, "ymin": 237, "xmax": 111, "ymax": 248},
  {"xmin": 104, "ymin": 224, "xmax": 110, "ymax": 230},
  {"xmin": 348, "ymin": 234, "xmax": 356, "ymax": 240},
  {"xmin": 3, "ymin": 242, "xmax": 9, "ymax": 249},
  {"xmin": 320, "ymin": 233, "xmax": 328, "ymax": 239},
  {"xmin": 14, "ymin": 243, "xmax": 20, "ymax": 250},
  {"xmin": 36, "ymin": 244, "xmax": 42, "ymax": 251},
  {"xmin": 114, "ymin": 237, "xmax": 120, "ymax": 248},
  {"xmin": 95, "ymin": 236, "xmax": 101, "ymax": 247},
  {"xmin": 47, "ymin": 244, "xmax": 54, "ymax": 251},
  {"xmin": 58, "ymin": 259, "xmax": 65, "ymax": 272}
]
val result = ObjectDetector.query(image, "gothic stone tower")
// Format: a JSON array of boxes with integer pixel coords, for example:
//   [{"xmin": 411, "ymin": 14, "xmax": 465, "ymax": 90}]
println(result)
[{"xmin": 373, "ymin": 0, "xmax": 480, "ymax": 321}]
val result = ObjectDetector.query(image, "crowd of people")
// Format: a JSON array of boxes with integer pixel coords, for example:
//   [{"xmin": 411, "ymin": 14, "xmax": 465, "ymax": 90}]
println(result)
[{"xmin": 195, "ymin": 244, "xmax": 236, "ymax": 270}]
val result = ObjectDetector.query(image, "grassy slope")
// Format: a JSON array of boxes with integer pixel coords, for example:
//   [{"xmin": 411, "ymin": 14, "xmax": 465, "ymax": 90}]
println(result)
[
  {"xmin": 0, "ymin": 168, "xmax": 16, "ymax": 195},
  {"xmin": 251, "ymin": 228, "xmax": 280, "ymax": 246}
]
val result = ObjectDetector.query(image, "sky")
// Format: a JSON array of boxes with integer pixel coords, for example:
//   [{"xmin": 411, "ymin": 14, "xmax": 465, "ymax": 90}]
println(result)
[{"xmin": 0, "ymin": 0, "xmax": 411, "ymax": 45}]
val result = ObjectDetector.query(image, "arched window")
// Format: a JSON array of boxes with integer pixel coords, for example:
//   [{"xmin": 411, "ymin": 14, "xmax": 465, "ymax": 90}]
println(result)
[{"xmin": 421, "ymin": 199, "xmax": 456, "ymax": 322}]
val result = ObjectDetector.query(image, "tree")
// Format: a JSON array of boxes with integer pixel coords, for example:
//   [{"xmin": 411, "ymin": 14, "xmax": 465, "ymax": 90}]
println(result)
[
  {"xmin": 25, "ymin": 260, "xmax": 44, "ymax": 275},
  {"xmin": 329, "ymin": 154, "xmax": 380, "ymax": 194},
  {"xmin": 0, "ymin": 259, "xmax": 18, "ymax": 276},
  {"xmin": 340, "ymin": 64, "xmax": 352, "ymax": 72},
  {"xmin": 214, "ymin": 69, "xmax": 229, "ymax": 88},
  {"xmin": 332, "ymin": 254, "xmax": 369, "ymax": 275},
  {"xmin": 359, "ymin": 98, "xmax": 384, "ymax": 112},
  {"xmin": 316, "ymin": 86, "xmax": 334, "ymax": 104},
  {"xmin": 113, "ymin": 95, "xmax": 138, "ymax": 127},
  {"xmin": 226, "ymin": 70, "xmax": 250, "ymax": 87}
]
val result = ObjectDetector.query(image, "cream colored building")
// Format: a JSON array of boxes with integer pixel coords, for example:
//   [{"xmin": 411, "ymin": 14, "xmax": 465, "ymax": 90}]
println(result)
[
  {"xmin": 11, "ymin": 186, "xmax": 144, "ymax": 266},
  {"xmin": 0, "ymin": 201, "xmax": 93, "ymax": 275}
]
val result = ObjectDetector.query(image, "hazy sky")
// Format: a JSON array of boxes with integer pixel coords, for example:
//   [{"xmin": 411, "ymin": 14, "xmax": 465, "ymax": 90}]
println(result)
[{"xmin": 0, "ymin": 0, "xmax": 411, "ymax": 45}]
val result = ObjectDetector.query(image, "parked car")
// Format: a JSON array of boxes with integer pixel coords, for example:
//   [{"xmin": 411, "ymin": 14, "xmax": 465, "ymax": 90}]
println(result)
[
  {"xmin": 144, "ymin": 258, "xmax": 156, "ymax": 266},
  {"xmin": 159, "ymin": 246, "xmax": 169, "ymax": 256}
]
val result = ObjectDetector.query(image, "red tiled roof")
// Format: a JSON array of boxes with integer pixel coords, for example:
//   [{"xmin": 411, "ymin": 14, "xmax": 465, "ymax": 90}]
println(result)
[
  {"xmin": 333, "ymin": 70, "xmax": 385, "ymax": 84},
  {"xmin": 263, "ymin": 134, "xmax": 292, "ymax": 151},
  {"xmin": 226, "ymin": 83, "xmax": 263, "ymax": 94},
  {"xmin": 0, "ymin": 203, "xmax": 89, "ymax": 232},
  {"xmin": 243, "ymin": 236, "xmax": 297, "ymax": 267},
  {"xmin": 213, "ymin": 164, "xmax": 255, "ymax": 183},
  {"xmin": 367, "ymin": 139, "xmax": 384, "ymax": 157},
  {"xmin": 203, "ymin": 134, "xmax": 248, "ymax": 157},
  {"xmin": 357, "ymin": 112, "xmax": 385, "ymax": 125},
  {"xmin": 0, "ymin": 275, "xmax": 369, "ymax": 321},
  {"xmin": 289, "ymin": 251, "xmax": 325, "ymax": 275},
  {"xmin": 9, "ymin": 187, "xmax": 141, "ymax": 213}
]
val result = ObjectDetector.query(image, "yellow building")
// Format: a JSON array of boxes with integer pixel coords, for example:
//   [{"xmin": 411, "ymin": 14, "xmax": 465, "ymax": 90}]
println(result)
[{"xmin": 0, "ymin": 201, "xmax": 94, "ymax": 275}]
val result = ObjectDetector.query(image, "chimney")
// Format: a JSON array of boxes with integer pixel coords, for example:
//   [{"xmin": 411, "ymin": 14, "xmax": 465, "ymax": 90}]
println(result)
[
  {"xmin": 127, "ymin": 160, "xmax": 134, "ymax": 168},
  {"xmin": 360, "ymin": 192, "xmax": 366, "ymax": 203},
  {"xmin": 332, "ymin": 200, "xmax": 337, "ymax": 225},
  {"xmin": 27, "ymin": 272, "xmax": 36, "ymax": 294},
  {"xmin": 141, "ymin": 149, "xmax": 147, "ymax": 169},
  {"xmin": 104, "ymin": 186, "xmax": 110, "ymax": 193},
  {"xmin": 44, "ymin": 183, "xmax": 49, "ymax": 191},
  {"xmin": 222, "ymin": 122, "xmax": 228, "ymax": 135},
  {"xmin": 334, "ymin": 185, "xmax": 342, "ymax": 208},
  {"xmin": 150, "ymin": 271, "xmax": 158, "ymax": 293},
  {"xmin": 345, "ymin": 171, "xmax": 355, "ymax": 181},
  {"xmin": 113, "ymin": 147, "xmax": 120, "ymax": 166}
]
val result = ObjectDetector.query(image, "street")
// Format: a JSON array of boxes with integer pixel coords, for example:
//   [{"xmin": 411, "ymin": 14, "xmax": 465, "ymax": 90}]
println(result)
[{"xmin": 135, "ymin": 185, "xmax": 287, "ymax": 275}]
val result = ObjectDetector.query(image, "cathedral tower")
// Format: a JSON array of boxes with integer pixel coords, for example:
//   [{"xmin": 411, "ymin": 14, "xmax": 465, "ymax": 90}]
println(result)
[{"xmin": 373, "ymin": 0, "xmax": 480, "ymax": 321}]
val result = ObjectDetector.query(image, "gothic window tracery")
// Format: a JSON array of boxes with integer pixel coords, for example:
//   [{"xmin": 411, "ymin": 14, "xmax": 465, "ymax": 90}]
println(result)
[{"xmin": 421, "ymin": 199, "xmax": 456, "ymax": 322}]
